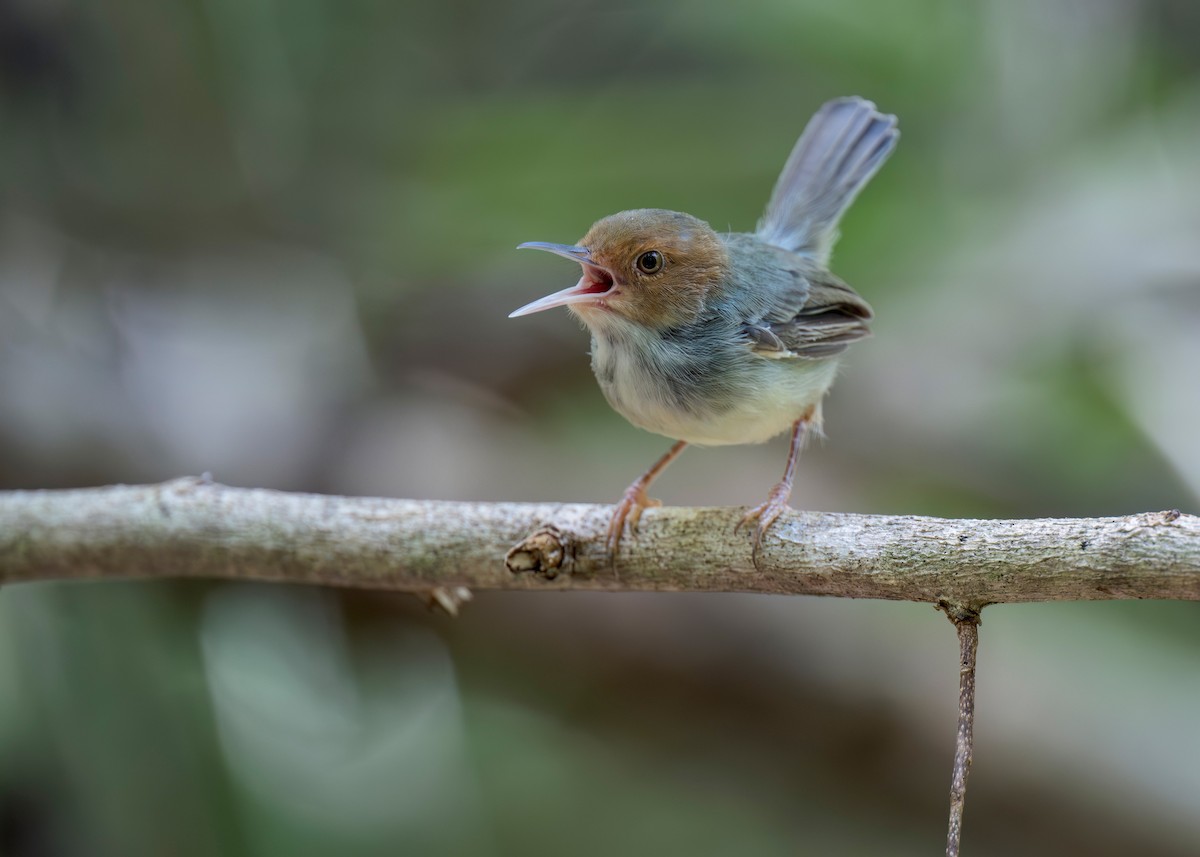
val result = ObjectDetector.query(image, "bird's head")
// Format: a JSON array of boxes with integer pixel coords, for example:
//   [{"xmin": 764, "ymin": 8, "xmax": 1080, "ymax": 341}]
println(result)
[{"xmin": 510, "ymin": 209, "xmax": 728, "ymax": 330}]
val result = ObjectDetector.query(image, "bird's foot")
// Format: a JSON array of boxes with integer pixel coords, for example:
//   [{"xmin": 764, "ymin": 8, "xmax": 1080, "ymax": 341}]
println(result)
[
  {"xmin": 606, "ymin": 482, "xmax": 662, "ymax": 558},
  {"xmin": 736, "ymin": 482, "xmax": 793, "ymax": 556}
]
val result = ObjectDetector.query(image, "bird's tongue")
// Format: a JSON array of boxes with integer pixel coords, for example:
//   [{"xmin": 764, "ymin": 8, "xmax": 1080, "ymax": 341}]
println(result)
[{"xmin": 509, "ymin": 268, "xmax": 613, "ymax": 317}]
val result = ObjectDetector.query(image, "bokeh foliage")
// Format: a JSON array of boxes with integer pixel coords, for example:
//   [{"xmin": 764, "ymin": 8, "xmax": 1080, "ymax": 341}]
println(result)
[{"xmin": 2, "ymin": 0, "xmax": 1200, "ymax": 854}]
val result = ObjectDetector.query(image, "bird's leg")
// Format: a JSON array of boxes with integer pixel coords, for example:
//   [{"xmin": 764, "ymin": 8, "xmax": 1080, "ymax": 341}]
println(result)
[
  {"xmin": 607, "ymin": 440, "xmax": 688, "ymax": 557},
  {"xmin": 737, "ymin": 415, "xmax": 811, "ymax": 552}
]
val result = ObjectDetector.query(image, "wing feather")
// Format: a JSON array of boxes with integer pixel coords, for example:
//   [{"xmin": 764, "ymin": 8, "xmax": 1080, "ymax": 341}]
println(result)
[{"xmin": 743, "ymin": 270, "xmax": 873, "ymax": 360}]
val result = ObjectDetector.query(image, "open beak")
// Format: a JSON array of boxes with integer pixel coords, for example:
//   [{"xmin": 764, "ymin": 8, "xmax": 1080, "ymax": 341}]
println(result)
[{"xmin": 510, "ymin": 242, "xmax": 615, "ymax": 318}]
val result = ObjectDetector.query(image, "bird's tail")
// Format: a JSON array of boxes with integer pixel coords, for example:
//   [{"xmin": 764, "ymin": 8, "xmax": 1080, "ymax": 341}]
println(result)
[{"xmin": 756, "ymin": 97, "xmax": 898, "ymax": 264}]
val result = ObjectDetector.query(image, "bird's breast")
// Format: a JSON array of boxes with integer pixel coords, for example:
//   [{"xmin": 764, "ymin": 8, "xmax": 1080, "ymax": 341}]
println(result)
[{"xmin": 589, "ymin": 319, "xmax": 837, "ymax": 446}]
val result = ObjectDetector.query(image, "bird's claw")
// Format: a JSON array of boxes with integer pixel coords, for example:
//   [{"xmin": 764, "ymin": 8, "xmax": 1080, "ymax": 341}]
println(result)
[
  {"xmin": 736, "ymin": 483, "xmax": 793, "ymax": 555},
  {"xmin": 607, "ymin": 483, "xmax": 662, "ymax": 557}
]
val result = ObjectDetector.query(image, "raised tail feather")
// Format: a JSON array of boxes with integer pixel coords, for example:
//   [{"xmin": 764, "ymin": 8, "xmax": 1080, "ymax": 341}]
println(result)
[{"xmin": 756, "ymin": 97, "xmax": 898, "ymax": 264}]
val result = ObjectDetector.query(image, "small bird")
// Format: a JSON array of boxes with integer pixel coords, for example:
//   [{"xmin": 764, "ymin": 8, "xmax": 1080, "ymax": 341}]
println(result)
[{"xmin": 511, "ymin": 97, "xmax": 898, "ymax": 556}]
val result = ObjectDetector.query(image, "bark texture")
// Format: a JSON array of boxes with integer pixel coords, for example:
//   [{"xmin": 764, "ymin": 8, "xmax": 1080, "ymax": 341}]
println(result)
[{"xmin": 0, "ymin": 478, "xmax": 1196, "ymax": 603}]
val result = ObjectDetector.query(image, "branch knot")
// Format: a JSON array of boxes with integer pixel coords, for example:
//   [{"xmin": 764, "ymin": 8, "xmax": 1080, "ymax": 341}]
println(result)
[{"xmin": 506, "ymin": 525, "xmax": 569, "ymax": 580}]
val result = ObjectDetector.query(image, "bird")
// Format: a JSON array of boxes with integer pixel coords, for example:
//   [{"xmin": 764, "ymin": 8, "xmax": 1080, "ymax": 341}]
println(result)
[{"xmin": 510, "ymin": 96, "xmax": 898, "ymax": 557}]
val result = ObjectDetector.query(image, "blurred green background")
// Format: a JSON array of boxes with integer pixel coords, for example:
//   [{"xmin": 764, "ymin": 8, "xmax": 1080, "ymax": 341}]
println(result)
[{"xmin": 2, "ymin": 0, "xmax": 1199, "ymax": 854}]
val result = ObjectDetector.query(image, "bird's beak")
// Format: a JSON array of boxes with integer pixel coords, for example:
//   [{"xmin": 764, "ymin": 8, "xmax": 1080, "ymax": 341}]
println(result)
[{"xmin": 510, "ymin": 242, "xmax": 615, "ymax": 318}]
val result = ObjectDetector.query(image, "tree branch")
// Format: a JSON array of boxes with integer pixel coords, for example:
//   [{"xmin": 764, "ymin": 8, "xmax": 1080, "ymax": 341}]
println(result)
[
  {"xmin": 0, "ymin": 478, "xmax": 1195, "ymax": 602},
  {"xmin": 940, "ymin": 604, "xmax": 981, "ymax": 857}
]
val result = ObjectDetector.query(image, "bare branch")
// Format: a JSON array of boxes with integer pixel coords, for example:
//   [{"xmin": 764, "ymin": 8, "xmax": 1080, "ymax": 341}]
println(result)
[
  {"xmin": 0, "ymin": 478, "xmax": 1196, "ymax": 602},
  {"xmin": 939, "ymin": 603, "xmax": 982, "ymax": 857}
]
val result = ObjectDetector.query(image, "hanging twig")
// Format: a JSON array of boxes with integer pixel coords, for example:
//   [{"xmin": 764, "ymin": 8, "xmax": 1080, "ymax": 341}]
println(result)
[{"xmin": 939, "ymin": 602, "xmax": 982, "ymax": 857}]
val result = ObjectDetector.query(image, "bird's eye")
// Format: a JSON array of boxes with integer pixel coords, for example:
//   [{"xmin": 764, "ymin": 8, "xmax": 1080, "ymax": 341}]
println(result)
[{"xmin": 635, "ymin": 250, "xmax": 665, "ymax": 275}]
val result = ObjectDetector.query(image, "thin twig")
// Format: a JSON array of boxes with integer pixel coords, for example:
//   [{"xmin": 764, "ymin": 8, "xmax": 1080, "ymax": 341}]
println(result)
[{"xmin": 940, "ymin": 603, "xmax": 982, "ymax": 857}]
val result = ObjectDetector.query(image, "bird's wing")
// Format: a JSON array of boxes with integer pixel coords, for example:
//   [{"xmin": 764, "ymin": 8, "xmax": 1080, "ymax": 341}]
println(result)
[{"xmin": 742, "ymin": 270, "xmax": 873, "ymax": 360}]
